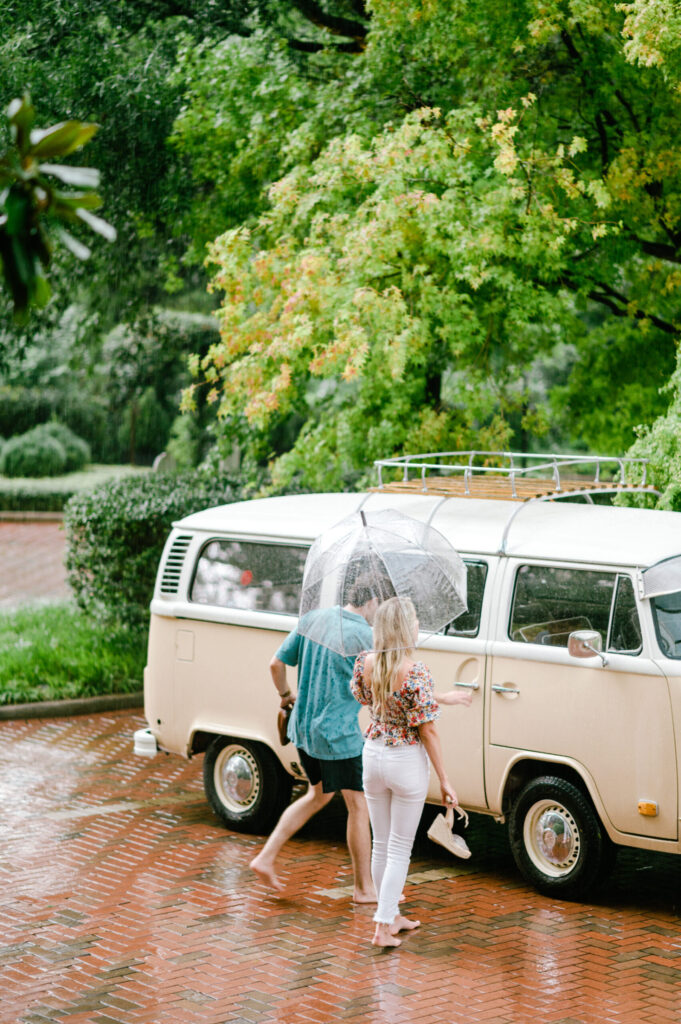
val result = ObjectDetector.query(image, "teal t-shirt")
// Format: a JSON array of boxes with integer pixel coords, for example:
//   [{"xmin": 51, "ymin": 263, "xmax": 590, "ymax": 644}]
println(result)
[{"xmin": 276, "ymin": 606, "xmax": 372, "ymax": 760}]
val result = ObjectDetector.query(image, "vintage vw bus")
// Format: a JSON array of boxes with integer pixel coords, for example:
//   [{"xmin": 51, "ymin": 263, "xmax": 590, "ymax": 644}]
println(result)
[{"xmin": 135, "ymin": 452, "xmax": 681, "ymax": 898}]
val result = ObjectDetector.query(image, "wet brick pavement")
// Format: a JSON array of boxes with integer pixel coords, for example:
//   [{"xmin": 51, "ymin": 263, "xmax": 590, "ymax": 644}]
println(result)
[
  {"xmin": 0, "ymin": 520, "xmax": 70, "ymax": 607},
  {"xmin": 1, "ymin": 710, "xmax": 680, "ymax": 1024}
]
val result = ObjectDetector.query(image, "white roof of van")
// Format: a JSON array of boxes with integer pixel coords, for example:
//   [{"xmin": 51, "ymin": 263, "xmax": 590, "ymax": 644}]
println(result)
[{"xmin": 175, "ymin": 491, "xmax": 681, "ymax": 569}]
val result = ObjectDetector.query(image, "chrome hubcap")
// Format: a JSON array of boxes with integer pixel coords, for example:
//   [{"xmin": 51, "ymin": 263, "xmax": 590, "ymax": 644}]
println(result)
[
  {"xmin": 524, "ymin": 799, "xmax": 580, "ymax": 877},
  {"xmin": 215, "ymin": 745, "xmax": 260, "ymax": 812}
]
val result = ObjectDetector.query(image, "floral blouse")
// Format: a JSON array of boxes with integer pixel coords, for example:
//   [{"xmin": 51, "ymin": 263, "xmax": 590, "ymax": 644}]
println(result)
[{"xmin": 351, "ymin": 651, "xmax": 440, "ymax": 746}]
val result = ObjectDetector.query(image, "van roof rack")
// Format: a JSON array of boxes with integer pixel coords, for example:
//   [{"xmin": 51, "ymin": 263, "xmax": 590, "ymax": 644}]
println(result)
[{"xmin": 373, "ymin": 450, "xmax": 658, "ymax": 503}]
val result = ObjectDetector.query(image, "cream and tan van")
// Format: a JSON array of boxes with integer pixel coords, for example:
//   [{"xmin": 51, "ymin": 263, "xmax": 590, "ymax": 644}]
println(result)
[{"xmin": 135, "ymin": 452, "xmax": 681, "ymax": 898}]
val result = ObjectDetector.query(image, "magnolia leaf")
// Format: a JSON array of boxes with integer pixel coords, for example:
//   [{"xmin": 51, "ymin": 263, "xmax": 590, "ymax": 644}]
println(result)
[
  {"xmin": 40, "ymin": 163, "xmax": 100, "ymax": 188},
  {"xmin": 29, "ymin": 121, "xmax": 98, "ymax": 159},
  {"xmin": 32, "ymin": 269, "xmax": 51, "ymax": 308},
  {"xmin": 53, "ymin": 190, "xmax": 103, "ymax": 211},
  {"xmin": 7, "ymin": 96, "xmax": 35, "ymax": 155},
  {"xmin": 55, "ymin": 226, "xmax": 92, "ymax": 260},
  {"xmin": 75, "ymin": 206, "xmax": 117, "ymax": 242}
]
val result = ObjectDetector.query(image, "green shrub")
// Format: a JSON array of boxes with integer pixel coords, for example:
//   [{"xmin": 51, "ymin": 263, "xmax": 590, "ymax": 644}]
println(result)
[
  {"xmin": 0, "ymin": 421, "xmax": 90, "ymax": 478},
  {"xmin": 37, "ymin": 422, "xmax": 91, "ymax": 473},
  {"xmin": 64, "ymin": 470, "xmax": 241, "ymax": 630},
  {"xmin": 0, "ymin": 430, "xmax": 68, "ymax": 477},
  {"xmin": 0, "ymin": 386, "xmax": 109, "ymax": 461}
]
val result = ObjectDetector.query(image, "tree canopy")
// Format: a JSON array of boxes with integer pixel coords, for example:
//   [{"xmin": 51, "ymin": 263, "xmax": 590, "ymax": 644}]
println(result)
[
  {"xmin": 182, "ymin": 0, "xmax": 681, "ymax": 489},
  {"xmin": 3, "ymin": 0, "xmax": 681, "ymax": 493}
]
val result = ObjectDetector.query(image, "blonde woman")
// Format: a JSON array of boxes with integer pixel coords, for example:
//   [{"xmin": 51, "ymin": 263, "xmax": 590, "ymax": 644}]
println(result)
[{"xmin": 351, "ymin": 596, "xmax": 469, "ymax": 948}]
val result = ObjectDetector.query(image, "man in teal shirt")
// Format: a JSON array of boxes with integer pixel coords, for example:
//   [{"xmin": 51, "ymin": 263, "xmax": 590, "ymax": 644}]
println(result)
[{"xmin": 250, "ymin": 582, "xmax": 378, "ymax": 900}]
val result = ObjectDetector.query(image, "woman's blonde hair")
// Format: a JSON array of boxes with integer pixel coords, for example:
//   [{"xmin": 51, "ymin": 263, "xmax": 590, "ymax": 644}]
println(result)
[{"xmin": 370, "ymin": 597, "xmax": 418, "ymax": 716}]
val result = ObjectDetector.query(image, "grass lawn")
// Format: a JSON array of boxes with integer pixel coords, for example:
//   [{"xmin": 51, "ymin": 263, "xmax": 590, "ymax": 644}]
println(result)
[{"xmin": 0, "ymin": 602, "xmax": 146, "ymax": 705}]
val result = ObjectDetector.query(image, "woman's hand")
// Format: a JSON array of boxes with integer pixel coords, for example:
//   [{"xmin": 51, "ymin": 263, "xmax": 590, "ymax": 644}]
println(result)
[
  {"xmin": 436, "ymin": 688, "xmax": 473, "ymax": 707},
  {"xmin": 440, "ymin": 779, "xmax": 459, "ymax": 808}
]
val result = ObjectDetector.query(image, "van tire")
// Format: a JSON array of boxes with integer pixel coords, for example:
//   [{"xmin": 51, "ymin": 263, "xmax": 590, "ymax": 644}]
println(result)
[
  {"xmin": 508, "ymin": 776, "xmax": 614, "ymax": 899},
  {"xmin": 203, "ymin": 736, "xmax": 293, "ymax": 834}
]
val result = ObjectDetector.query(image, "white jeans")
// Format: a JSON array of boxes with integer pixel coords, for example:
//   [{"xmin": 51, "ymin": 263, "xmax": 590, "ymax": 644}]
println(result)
[{"xmin": 362, "ymin": 738, "xmax": 430, "ymax": 925}]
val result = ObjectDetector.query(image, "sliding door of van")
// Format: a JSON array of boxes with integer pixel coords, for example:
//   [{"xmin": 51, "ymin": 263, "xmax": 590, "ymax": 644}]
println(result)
[
  {"xmin": 420, "ymin": 560, "xmax": 490, "ymax": 812},
  {"xmin": 487, "ymin": 560, "xmax": 677, "ymax": 840}
]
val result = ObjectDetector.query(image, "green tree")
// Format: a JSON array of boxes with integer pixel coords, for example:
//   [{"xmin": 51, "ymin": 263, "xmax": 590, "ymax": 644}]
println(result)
[{"xmin": 184, "ymin": 0, "xmax": 681, "ymax": 489}]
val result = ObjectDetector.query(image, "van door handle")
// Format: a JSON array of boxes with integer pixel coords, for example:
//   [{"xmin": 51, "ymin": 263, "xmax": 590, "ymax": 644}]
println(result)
[
  {"xmin": 454, "ymin": 681, "xmax": 479, "ymax": 690},
  {"xmin": 492, "ymin": 684, "xmax": 519, "ymax": 695}
]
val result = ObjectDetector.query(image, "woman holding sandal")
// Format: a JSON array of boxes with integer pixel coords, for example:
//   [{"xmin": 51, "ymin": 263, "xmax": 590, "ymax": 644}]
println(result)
[{"xmin": 351, "ymin": 595, "xmax": 468, "ymax": 949}]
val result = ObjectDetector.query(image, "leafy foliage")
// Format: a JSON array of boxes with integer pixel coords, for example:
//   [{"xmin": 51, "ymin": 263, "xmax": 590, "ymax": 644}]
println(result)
[
  {"xmin": 0, "ymin": 97, "xmax": 114, "ymax": 321},
  {"xmin": 181, "ymin": 0, "xmax": 681, "ymax": 488},
  {"xmin": 0, "ymin": 603, "xmax": 144, "ymax": 704},
  {"xmin": 616, "ymin": 347, "xmax": 681, "ymax": 511},
  {"xmin": 2, "ymin": 424, "xmax": 64, "ymax": 478},
  {"xmin": 64, "ymin": 470, "xmax": 242, "ymax": 629}
]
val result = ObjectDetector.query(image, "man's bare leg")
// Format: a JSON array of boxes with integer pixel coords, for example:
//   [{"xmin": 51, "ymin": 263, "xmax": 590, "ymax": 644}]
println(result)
[
  {"xmin": 341, "ymin": 789, "xmax": 376, "ymax": 903},
  {"xmin": 250, "ymin": 782, "xmax": 334, "ymax": 891}
]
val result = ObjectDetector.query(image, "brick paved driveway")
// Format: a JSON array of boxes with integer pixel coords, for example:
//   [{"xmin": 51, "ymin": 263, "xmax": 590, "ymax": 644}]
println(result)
[
  {"xmin": 1, "ymin": 710, "xmax": 680, "ymax": 1024},
  {"xmin": 0, "ymin": 520, "xmax": 70, "ymax": 607}
]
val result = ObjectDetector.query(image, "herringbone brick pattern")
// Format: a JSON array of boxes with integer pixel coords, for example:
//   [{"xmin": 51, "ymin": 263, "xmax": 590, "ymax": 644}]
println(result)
[
  {"xmin": 1, "ymin": 710, "xmax": 680, "ymax": 1024},
  {"xmin": 0, "ymin": 521, "xmax": 70, "ymax": 607}
]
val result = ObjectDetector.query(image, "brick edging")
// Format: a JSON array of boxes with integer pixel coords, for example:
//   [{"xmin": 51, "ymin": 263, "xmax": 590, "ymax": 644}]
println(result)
[
  {"xmin": 0, "ymin": 691, "xmax": 144, "ymax": 721},
  {"xmin": 0, "ymin": 511, "xmax": 65, "ymax": 522}
]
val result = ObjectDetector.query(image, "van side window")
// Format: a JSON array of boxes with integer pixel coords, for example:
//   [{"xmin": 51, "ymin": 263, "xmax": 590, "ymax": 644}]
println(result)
[
  {"xmin": 190, "ymin": 540, "xmax": 308, "ymax": 613},
  {"xmin": 608, "ymin": 576, "xmax": 642, "ymax": 654},
  {"xmin": 510, "ymin": 566, "xmax": 641, "ymax": 654},
  {"xmin": 443, "ymin": 561, "xmax": 487, "ymax": 636}
]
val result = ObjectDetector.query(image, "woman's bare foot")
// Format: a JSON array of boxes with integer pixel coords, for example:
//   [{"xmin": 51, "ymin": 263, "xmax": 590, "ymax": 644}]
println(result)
[
  {"xmin": 249, "ymin": 853, "xmax": 285, "ymax": 892},
  {"xmin": 372, "ymin": 923, "xmax": 401, "ymax": 948},
  {"xmin": 390, "ymin": 914, "xmax": 420, "ymax": 934}
]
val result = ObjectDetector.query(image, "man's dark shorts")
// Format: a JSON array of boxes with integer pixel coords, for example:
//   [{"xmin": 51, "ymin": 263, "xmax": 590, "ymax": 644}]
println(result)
[{"xmin": 297, "ymin": 747, "xmax": 364, "ymax": 793}]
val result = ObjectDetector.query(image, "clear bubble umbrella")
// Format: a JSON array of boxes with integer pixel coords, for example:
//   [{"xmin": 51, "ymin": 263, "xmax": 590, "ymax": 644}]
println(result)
[{"xmin": 298, "ymin": 508, "xmax": 467, "ymax": 656}]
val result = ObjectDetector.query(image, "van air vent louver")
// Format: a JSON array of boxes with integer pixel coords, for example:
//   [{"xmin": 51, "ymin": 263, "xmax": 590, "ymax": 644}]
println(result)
[{"xmin": 160, "ymin": 534, "xmax": 192, "ymax": 595}]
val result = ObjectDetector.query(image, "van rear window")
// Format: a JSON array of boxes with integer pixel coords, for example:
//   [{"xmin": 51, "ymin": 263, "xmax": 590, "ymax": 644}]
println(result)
[
  {"xmin": 190, "ymin": 540, "xmax": 309, "ymax": 613},
  {"xmin": 651, "ymin": 591, "xmax": 681, "ymax": 659}
]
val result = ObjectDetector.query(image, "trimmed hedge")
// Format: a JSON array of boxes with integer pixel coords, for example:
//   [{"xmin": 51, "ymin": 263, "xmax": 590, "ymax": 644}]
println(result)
[
  {"xmin": 64, "ymin": 470, "xmax": 242, "ymax": 630},
  {"xmin": 0, "ymin": 464, "xmax": 144, "ymax": 512},
  {"xmin": 0, "ymin": 486, "xmax": 72, "ymax": 512}
]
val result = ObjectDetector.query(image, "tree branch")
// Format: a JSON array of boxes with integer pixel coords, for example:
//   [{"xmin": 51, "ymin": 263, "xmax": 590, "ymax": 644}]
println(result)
[
  {"xmin": 287, "ymin": 36, "xmax": 363, "ymax": 53},
  {"xmin": 633, "ymin": 236, "xmax": 681, "ymax": 265},
  {"xmin": 560, "ymin": 274, "xmax": 678, "ymax": 335},
  {"xmin": 289, "ymin": 0, "xmax": 368, "ymax": 41},
  {"xmin": 588, "ymin": 285, "xmax": 677, "ymax": 334}
]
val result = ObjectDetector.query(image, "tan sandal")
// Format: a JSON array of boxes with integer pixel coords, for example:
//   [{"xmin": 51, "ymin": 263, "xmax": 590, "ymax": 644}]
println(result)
[{"xmin": 427, "ymin": 804, "xmax": 471, "ymax": 859}]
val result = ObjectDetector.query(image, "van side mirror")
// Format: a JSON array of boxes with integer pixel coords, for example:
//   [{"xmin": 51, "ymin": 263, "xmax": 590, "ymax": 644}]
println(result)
[{"xmin": 568, "ymin": 629, "xmax": 608, "ymax": 666}]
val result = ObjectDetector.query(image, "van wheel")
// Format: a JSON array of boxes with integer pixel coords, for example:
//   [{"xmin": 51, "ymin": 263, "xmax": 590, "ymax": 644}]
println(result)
[
  {"xmin": 203, "ymin": 736, "xmax": 293, "ymax": 834},
  {"xmin": 508, "ymin": 776, "xmax": 615, "ymax": 899}
]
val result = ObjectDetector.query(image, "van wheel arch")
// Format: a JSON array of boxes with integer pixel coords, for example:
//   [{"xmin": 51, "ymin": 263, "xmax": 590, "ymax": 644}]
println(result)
[
  {"xmin": 202, "ymin": 735, "xmax": 293, "ymax": 834},
  {"xmin": 507, "ymin": 773, "xmax": 617, "ymax": 899}
]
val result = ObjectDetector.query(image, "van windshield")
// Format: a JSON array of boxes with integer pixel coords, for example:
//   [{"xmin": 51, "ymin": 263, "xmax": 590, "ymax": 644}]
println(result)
[{"xmin": 651, "ymin": 591, "xmax": 681, "ymax": 659}]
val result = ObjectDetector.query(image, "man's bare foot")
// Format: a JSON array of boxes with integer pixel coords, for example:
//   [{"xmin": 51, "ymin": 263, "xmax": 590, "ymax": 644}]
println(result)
[
  {"xmin": 353, "ymin": 888, "xmax": 377, "ymax": 904},
  {"xmin": 249, "ymin": 854, "xmax": 285, "ymax": 892},
  {"xmin": 352, "ymin": 891, "xmax": 405, "ymax": 904},
  {"xmin": 372, "ymin": 923, "xmax": 401, "ymax": 948},
  {"xmin": 390, "ymin": 914, "xmax": 420, "ymax": 934}
]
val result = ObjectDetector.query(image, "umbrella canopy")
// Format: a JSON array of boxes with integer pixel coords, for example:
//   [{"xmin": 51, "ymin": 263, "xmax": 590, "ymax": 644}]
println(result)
[{"xmin": 298, "ymin": 508, "xmax": 467, "ymax": 656}]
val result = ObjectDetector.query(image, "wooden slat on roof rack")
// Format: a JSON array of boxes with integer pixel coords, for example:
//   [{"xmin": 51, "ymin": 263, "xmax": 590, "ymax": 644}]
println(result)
[{"xmin": 371, "ymin": 476, "xmax": 633, "ymax": 502}]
